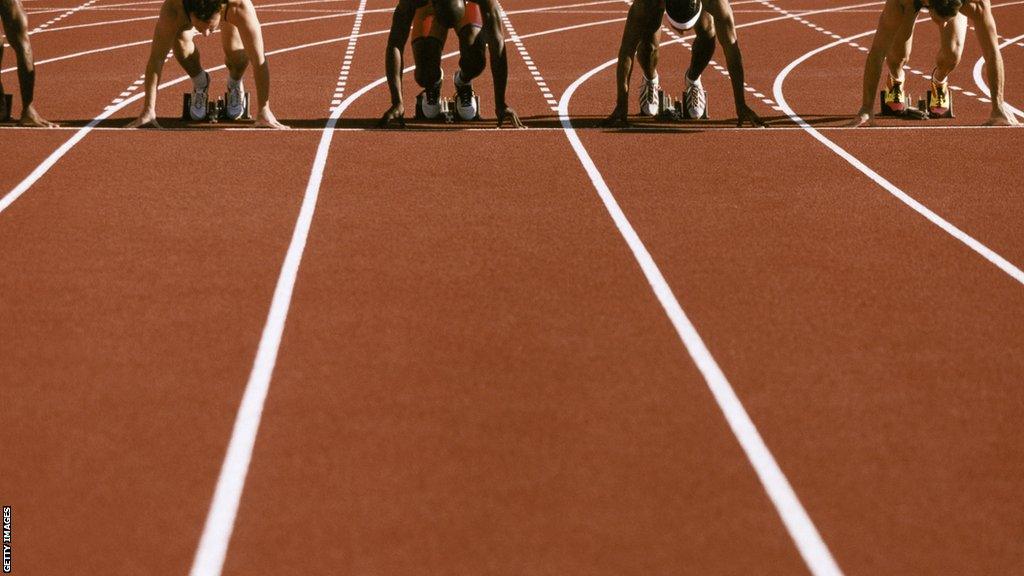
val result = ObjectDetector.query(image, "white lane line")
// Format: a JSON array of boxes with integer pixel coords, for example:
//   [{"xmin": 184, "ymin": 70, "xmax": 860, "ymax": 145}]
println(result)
[
  {"xmin": 186, "ymin": 5, "xmax": 368, "ymax": 572},
  {"xmin": 758, "ymin": 0, "xmax": 1024, "ymax": 114},
  {"xmin": 772, "ymin": 29, "xmax": 1024, "ymax": 286},
  {"xmin": 971, "ymin": 32, "xmax": 1024, "ymax": 119},
  {"xmin": 0, "ymin": 30, "xmax": 379, "ymax": 216},
  {"xmin": 28, "ymin": 0, "xmax": 97, "ymax": 33},
  {"xmin": 559, "ymin": 70, "xmax": 846, "ymax": 576},
  {"xmin": 519, "ymin": 7, "xmax": 849, "ymax": 576},
  {"xmin": 499, "ymin": 7, "xmax": 559, "ymax": 110}
]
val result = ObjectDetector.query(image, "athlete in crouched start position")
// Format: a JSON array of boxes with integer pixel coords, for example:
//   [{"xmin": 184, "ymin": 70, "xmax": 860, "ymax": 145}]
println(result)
[
  {"xmin": 379, "ymin": 0, "xmax": 523, "ymax": 128},
  {"xmin": 128, "ymin": 0, "xmax": 286, "ymax": 129},
  {"xmin": 604, "ymin": 0, "xmax": 764, "ymax": 127},
  {"xmin": 850, "ymin": 0, "xmax": 1018, "ymax": 126}
]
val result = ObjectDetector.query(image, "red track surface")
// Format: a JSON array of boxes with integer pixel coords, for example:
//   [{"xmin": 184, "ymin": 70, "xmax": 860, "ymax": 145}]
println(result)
[{"xmin": 2, "ymin": 0, "xmax": 1023, "ymax": 574}]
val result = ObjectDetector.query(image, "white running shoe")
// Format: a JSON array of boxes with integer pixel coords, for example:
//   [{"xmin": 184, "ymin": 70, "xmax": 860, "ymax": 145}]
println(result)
[
  {"xmin": 421, "ymin": 71, "xmax": 443, "ymax": 119},
  {"xmin": 226, "ymin": 79, "xmax": 245, "ymax": 120},
  {"xmin": 638, "ymin": 75, "xmax": 659, "ymax": 116},
  {"xmin": 453, "ymin": 70, "xmax": 478, "ymax": 121},
  {"xmin": 189, "ymin": 71, "xmax": 210, "ymax": 121},
  {"xmin": 684, "ymin": 75, "xmax": 706, "ymax": 119}
]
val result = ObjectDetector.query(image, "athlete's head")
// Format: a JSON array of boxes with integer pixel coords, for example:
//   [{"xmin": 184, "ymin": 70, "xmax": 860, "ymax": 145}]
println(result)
[
  {"xmin": 665, "ymin": 0, "xmax": 703, "ymax": 31},
  {"xmin": 432, "ymin": 0, "xmax": 466, "ymax": 28},
  {"xmin": 184, "ymin": 0, "xmax": 227, "ymax": 34},
  {"xmin": 928, "ymin": 0, "xmax": 962, "ymax": 21}
]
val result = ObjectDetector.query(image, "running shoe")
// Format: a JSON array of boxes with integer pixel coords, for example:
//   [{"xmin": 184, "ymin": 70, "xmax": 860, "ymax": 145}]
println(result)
[
  {"xmin": 225, "ymin": 79, "xmax": 245, "ymax": 120},
  {"xmin": 454, "ymin": 70, "xmax": 478, "ymax": 121},
  {"xmin": 928, "ymin": 79, "xmax": 950, "ymax": 117},
  {"xmin": 189, "ymin": 71, "xmax": 211, "ymax": 121},
  {"xmin": 421, "ymin": 71, "xmax": 444, "ymax": 119},
  {"xmin": 883, "ymin": 81, "xmax": 907, "ymax": 114},
  {"xmin": 684, "ymin": 75, "xmax": 706, "ymax": 119},
  {"xmin": 639, "ymin": 75, "xmax": 659, "ymax": 116}
]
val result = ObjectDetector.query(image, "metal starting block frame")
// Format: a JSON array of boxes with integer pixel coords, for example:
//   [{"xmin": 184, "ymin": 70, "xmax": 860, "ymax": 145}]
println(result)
[
  {"xmin": 181, "ymin": 92, "xmax": 252, "ymax": 123},
  {"xmin": 656, "ymin": 89, "xmax": 709, "ymax": 120},
  {"xmin": 415, "ymin": 92, "xmax": 481, "ymax": 123}
]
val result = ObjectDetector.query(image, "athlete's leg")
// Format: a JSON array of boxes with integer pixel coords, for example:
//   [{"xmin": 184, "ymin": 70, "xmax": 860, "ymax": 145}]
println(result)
[
  {"xmin": 221, "ymin": 20, "xmax": 249, "ymax": 81},
  {"xmin": 686, "ymin": 12, "xmax": 715, "ymax": 81},
  {"xmin": 636, "ymin": 27, "xmax": 661, "ymax": 80},
  {"xmin": 933, "ymin": 12, "xmax": 967, "ymax": 83},
  {"xmin": 412, "ymin": 37, "xmax": 444, "ymax": 88},
  {"xmin": 885, "ymin": 13, "xmax": 916, "ymax": 83},
  {"xmin": 173, "ymin": 29, "xmax": 205, "ymax": 77},
  {"xmin": 455, "ymin": 24, "xmax": 486, "ymax": 82}
]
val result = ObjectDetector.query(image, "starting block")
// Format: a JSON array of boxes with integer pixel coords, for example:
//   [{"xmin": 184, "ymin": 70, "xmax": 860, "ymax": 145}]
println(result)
[
  {"xmin": 656, "ymin": 89, "xmax": 709, "ymax": 120},
  {"xmin": 2, "ymin": 93, "xmax": 12, "ymax": 122},
  {"xmin": 414, "ymin": 91, "xmax": 481, "ymax": 123},
  {"xmin": 181, "ymin": 91, "xmax": 251, "ymax": 123}
]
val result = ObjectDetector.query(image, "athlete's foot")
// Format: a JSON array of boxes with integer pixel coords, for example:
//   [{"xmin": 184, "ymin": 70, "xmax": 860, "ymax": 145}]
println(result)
[
  {"xmin": 638, "ymin": 74, "xmax": 659, "ymax": 117},
  {"xmin": 19, "ymin": 104, "xmax": 58, "ymax": 128},
  {"xmin": 883, "ymin": 80, "xmax": 907, "ymax": 114},
  {"xmin": 684, "ymin": 75, "xmax": 706, "ymax": 119},
  {"xmin": 928, "ymin": 79, "xmax": 950, "ymax": 117},
  {"xmin": 189, "ymin": 71, "xmax": 211, "ymax": 121},
  {"xmin": 421, "ymin": 71, "xmax": 443, "ymax": 119},
  {"xmin": 226, "ymin": 79, "xmax": 245, "ymax": 120},
  {"xmin": 454, "ymin": 70, "xmax": 478, "ymax": 121}
]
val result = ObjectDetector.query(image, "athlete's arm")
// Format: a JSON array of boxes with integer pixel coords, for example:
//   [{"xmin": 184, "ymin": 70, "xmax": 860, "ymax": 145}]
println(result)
[
  {"xmin": 967, "ymin": 0, "xmax": 1017, "ymax": 125},
  {"xmin": 850, "ymin": 0, "xmax": 907, "ymax": 126},
  {"xmin": 604, "ymin": 0, "xmax": 660, "ymax": 125},
  {"xmin": 479, "ymin": 0, "xmax": 522, "ymax": 127},
  {"xmin": 704, "ymin": 0, "xmax": 764, "ymax": 127},
  {"xmin": 128, "ymin": 0, "xmax": 181, "ymax": 128},
  {"xmin": 230, "ymin": 0, "xmax": 287, "ymax": 128},
  {"xmin": 380, "ymin": 0, "xmax": 415, "ymax": 127},
  {"xmin": 0, "ymin": 0, "xmax": 57, "ymax": 126}
]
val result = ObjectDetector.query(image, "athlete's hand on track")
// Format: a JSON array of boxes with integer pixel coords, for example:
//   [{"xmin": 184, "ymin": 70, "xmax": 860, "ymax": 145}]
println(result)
[
  {"xmin": 254, "ymin": 106, "xmax": 289, "ymax": 129},
  {"xmin": 985, "ymin": 106, "xmax": 1020, "ymax": 127},
  {"xmin": 379, "ymin": 103, "xmax": 406, "ymax": 129},
  {"xmin": 846, "ymin": 109, "xmax": 874, "ymax": 128},
  {"xmin": 497, "ymin": 106, "xmax": 524, "ymax": 128},
  {"xmin": 127, "ymin": 109, "xmax": 162, "ymax": 129},
  {"xmin": 19, "ymin": 105, "xmax": 59, "ymax": 128},
  {"xmin": 737, "ymin": 104, "xmax": 766, "ymax": 128},
  {"xmin": 600, "ymin": 104, "xmax": 630, "ymax": 128}
]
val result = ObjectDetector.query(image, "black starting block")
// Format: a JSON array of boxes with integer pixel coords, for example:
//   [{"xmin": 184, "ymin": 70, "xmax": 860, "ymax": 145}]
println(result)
[
  {"xmin": 414, "ymin": 91, "xmax": 481, "ymax": 123},
  {"xmin": 2, "ymin": 93, "xmax": 12, "ymax": 122},
  {"xmin": 656, "ymin": 89, "xmax": 709, "ymax": 120},
  {"xmin": 181, "ymin": 91, "xmax": 251, "ymax": 123},
  {"xmin": 918, "ymin": 89, "xmax": 954, "ymax": 119}
]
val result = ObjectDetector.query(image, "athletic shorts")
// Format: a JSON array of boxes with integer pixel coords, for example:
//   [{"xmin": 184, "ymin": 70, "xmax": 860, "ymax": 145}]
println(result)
[
  {"xmin": 411, "ymin": 1, "xmax": 483, "ymax": 42},
  {"xmin": 665, "ymin": 0, "xmax": 702, "ymax": 31}
]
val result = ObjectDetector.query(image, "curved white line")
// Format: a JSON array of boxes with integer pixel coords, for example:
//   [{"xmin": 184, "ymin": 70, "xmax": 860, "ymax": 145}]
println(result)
[
  {"xmin": 971, "ymin": 32, "xmax": 1024, "ymax": 119},
  {"xmin": 772, "ymin": 28, "xmax": 1024, "ymax": 285},
  {"xmin": 546, "ymin": 7, "xmax": 896, "ymax": 576}
]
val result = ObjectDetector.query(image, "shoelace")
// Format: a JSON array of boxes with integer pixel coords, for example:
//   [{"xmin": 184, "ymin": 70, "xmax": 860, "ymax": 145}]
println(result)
[
  {"xmin": 640, "ymin": 81, "xmax": 657, "ymax": 104},
  {"xmin": 457, "ymin": 84, "xmax": 474, "ymax": 107},
  {"xmin": 686, "ymin": 85, "xmax": 705, "ymax": 111},
  {"xmin": 425, "ymin": 85, "xmax": 440, "ymax": 105}
]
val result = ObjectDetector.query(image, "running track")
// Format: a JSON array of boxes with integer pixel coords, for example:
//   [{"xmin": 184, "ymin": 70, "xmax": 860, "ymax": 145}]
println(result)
[{"xmin": 1, "ymin": 0, "xmax": 1023, "ymax": 574}]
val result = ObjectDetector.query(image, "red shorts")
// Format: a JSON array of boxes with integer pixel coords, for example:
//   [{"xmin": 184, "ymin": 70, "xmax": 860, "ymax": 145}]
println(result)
[{"xmin": 411, "ymin": 1, "xmax": 483, "ymax": 42}]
